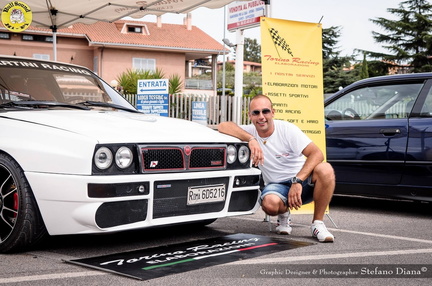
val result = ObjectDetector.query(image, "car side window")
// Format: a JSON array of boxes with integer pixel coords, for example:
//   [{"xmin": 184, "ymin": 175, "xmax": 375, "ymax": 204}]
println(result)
[
  {"xmin": 325, "ymin": 83, "xmax": 423, "ymax": 120},
  {"xmin": 420, "ymin": 86, "xmax": 432, "ymax": 117}
]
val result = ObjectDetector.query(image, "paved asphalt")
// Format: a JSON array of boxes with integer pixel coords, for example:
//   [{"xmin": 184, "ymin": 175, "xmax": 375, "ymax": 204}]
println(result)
[{"xmin": 1, "ymin": 195, "xmax": 431, "ymax": 286}]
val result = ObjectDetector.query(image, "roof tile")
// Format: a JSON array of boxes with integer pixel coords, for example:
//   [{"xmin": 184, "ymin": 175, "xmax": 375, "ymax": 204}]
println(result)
[
  {"xmin": 62, "ymin": 20, "xmax": 226, "ymax": 52},
  {"xmin": 1, "ymin": 19, "xmax": 227, "ymax": 53}
]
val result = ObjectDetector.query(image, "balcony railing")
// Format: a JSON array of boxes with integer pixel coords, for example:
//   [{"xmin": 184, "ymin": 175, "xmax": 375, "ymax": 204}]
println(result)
[{"xmin": 184, "ymin": 79, "xmax": 213, "ymax": 90}]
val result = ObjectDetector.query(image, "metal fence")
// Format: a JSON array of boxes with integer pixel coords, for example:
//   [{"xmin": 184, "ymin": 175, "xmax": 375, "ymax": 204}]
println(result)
[{"xmin": 122, "ymin": 93, "xmax": 252, "ymax": 127}]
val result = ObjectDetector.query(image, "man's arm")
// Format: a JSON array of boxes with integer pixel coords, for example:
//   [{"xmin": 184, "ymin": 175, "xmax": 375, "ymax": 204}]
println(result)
[
  {"xmin": 297, "ymin": 142, "xmax": 324, "ymax": 181},
  {"xmin": 218, "ymin": 122, "xmax": 254, "ymax": 141},
  {"xmin": 217, "ymin": 121, "xmax": 264, "ymax": 166},
  {"xmin": 288, "ymin": 142, "xmax": 324, "ymax": 210}
]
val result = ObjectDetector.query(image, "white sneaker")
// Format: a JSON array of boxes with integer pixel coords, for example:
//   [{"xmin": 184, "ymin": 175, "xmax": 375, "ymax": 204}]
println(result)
[
  {"xmin": 275, "ymin": 211, "xmax": 292, "ymax": 235},
  {"xmin": 311, "ymin": 220, "xmax": 334, "ymax": 242}
]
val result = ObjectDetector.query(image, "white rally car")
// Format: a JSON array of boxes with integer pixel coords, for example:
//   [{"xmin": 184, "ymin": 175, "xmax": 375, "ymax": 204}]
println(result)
[{"xmin": 0, "ymin": 56, "xmax": 261, "ymax": 253}]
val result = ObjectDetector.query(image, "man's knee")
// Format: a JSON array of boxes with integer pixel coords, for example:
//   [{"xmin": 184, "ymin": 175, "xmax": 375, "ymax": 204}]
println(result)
[
  {"xmin": 313, "ymin": 162, "xmax": 335, "ymax": 182},
  {"xmin": 261, "ymin": 195, "xmax": 283, "ymax": 216}
]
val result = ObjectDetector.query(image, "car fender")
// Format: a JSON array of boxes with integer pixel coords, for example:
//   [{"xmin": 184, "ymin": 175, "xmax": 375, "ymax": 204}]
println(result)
[{"xmin": 0, "ymin": 117, "xmax": 96, "ymax": 175}]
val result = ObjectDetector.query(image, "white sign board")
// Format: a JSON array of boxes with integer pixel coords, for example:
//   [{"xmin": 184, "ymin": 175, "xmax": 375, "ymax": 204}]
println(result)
[
  {"xmin": 136, "ymin": 79, "xmax": 169, "ymax": 116},
  {"xmin": 192, "ymin": 101, "xmax": 208, "ymax": 125},
  {"xmin": 227, "ymin": 0, "xmax": 265, "ymax": 31}
]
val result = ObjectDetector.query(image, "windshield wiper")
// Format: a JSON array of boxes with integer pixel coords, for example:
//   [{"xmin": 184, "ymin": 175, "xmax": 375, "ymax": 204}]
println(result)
[
  {"xmin": 76, "ymin": 101, "xmax": 140, "ymax": 113},
  {"xmin": 0, "ymin": 100, "xmax": 90, "ymax": 110}
]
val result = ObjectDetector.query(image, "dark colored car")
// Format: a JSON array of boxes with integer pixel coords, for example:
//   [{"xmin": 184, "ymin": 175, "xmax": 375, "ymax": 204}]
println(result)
[{"xmin": 324, "ymin": 73, "xmax": 432, "ymax": 202}]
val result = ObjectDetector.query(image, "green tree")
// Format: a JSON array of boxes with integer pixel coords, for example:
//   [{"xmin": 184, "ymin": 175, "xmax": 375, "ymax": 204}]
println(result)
[
  {"xmin": 359, "ymin": 53, "xmax": 370, "ymax": 79},
  {"xmin": 369, "ymin": 0, "xmax": 432, "ymax": 72},
  {"xmin": 116, "ymin": 68, "xmax": 182, "ymax": 94},
  {"xmin": 322, "ymin": 26, "xmax": 359, "ymax": 93},
  {"xmin": 168, "ymin": 74, "xmax": 183, "ymax": 94},
  {"xmin": 244, "ymin": 38, "xmax": 261, "ymax": 63},
  {"xmin": 322, "ymin": 26, "xmax": 341, "ymax": 60},
  {"xmin": 366, "ymin": 61, "xmax": 393, "ymax": 77}
]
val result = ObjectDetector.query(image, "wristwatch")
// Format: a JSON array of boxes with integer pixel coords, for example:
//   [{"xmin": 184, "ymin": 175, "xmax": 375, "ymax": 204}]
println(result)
[{"xmin": 291, "ymin": 176, "xmax": 303, "ymax": 184}]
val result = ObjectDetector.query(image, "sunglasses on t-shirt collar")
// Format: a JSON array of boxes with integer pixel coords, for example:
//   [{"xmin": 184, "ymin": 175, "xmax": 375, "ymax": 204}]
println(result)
[{"xmin": 251, "ymin": 108, "xmax": 272, "ymax": 116}]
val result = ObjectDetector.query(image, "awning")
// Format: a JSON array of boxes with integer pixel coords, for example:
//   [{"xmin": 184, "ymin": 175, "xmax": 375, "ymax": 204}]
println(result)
[
  {"xmin": 28, "ymin": 0, "xmax": 246, "ymax": 30},
  {"xmin": 19, "ymin": 0, "xmax": 248, "ymax": 60}
]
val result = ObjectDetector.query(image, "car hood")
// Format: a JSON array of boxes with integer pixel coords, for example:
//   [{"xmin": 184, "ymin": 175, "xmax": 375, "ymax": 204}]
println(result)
[{"xmin": 2, "ymin": 110, "xmax": 239, "ymax": 143}]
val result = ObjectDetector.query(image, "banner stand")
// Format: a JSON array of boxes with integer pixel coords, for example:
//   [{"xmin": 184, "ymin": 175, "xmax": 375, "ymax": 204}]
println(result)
[{"xmin": 260, "ymin": 17, "xmax": 338, "ymax": 231}]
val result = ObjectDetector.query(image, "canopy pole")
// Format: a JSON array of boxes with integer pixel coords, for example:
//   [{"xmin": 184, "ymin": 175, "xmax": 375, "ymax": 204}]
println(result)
[
  {"xmin": 49, "ymin": 8, "xmax": 58, "ymax": 62},
  {"xmin": 53, "ymin": 32, "xmax": 57, "ymax": 61},
  {"xmin": 233, "ymin": 28, "xmax": 244, "ymax": 125}
]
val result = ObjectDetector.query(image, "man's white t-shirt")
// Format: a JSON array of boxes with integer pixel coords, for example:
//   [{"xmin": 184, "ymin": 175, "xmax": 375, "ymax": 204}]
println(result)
[{"xmin": 241, "ymin": 120, "xmax": 312, "ymax": 185}]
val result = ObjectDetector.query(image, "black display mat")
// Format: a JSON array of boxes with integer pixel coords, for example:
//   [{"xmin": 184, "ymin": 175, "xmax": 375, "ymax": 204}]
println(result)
[{"xmin": 66, "ymin": 233, "xmax": 313, "ymax": 280}]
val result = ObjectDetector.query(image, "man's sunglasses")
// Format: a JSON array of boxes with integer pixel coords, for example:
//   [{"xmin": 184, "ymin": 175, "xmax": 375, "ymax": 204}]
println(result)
[{"xmin": 251, "ymin": 108, "xmax": 272, "ymax": 116}]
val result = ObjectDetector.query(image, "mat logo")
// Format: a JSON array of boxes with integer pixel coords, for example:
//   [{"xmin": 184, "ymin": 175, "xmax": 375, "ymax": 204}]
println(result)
[
  {"xmin": 149, "ymin": 161, "xmax": 158, "ymax": 168},
  {"xmin": 67, "ymin": 233, "xmax": 312, "ymax": 280},
  {"xmin": 99, "ymin": 237, "xmax": 261, "ymax": 267}
]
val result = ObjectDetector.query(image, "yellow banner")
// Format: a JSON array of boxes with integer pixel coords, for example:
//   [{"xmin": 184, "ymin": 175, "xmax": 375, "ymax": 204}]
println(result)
[
  {"xmin": 261, "ymin": 17, "xmax": 328, "ymax": 215},
  {"xmin": 260, "ymin": 17, "xmax": 326, "ymax": 158}
]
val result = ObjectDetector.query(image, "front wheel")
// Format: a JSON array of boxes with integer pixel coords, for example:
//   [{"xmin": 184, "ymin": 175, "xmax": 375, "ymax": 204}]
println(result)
[{"xmin": 0, "ymin": 153, "xmax": 48, "ymax": 253}]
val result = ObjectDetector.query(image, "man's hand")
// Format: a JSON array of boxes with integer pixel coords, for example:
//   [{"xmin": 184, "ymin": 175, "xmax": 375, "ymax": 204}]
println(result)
[
  {"xmin": 288, "ymin": 183, "xmax": 303, "ymax": 210},
  {"xmin": 249, "ymin": 139, "xmax": 264, "ymax": 166}
]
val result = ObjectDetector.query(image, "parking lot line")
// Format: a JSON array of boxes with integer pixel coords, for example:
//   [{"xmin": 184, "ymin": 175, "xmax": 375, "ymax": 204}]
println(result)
[
  {"xmin": 329, "ymin": 227, "xmax": 432, "ymax": 245},
  {"xmin": 230, "ymin": 248, "xmax": 432, "ymax": 264},
  {"xmin": 0, "ymin": 271, "xmax": 107, "ymax": 284},
  {"xmin": 236, "ymin": 215, "xmax": 432, "ymax": 245}
]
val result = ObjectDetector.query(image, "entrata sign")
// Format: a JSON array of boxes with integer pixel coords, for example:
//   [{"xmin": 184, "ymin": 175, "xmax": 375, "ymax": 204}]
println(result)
[
  {"xmin": 227, "ymin": 0, "xmax": 265, "ymax": 31},
  {"xmin": 1, "ymin": 1, "xmax": 32, "ymax": 32},
  {"xmin": 137, "ymin": 79, "xmax": 169, "ymax": 116},
  {"xmin": 67, "ymin": 233, "xmax": 312, "ymax": 280}
]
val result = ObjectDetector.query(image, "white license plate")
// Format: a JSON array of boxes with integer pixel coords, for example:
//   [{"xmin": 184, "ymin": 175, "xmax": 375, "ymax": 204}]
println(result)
[{"xmin": 187, "ymin": 184, "xmax": 226, "ymax": 205}]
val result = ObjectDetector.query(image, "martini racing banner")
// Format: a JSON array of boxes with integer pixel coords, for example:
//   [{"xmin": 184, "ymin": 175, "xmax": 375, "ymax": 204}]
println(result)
[{"xmin": 260, "ymin": 17, "xmax": 326, "ymax": 158}]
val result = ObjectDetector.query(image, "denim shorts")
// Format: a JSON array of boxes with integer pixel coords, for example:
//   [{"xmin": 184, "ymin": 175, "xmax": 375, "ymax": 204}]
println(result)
[{"xmin": 260, "ymin": 176, "xmax": 314, "ymax": 206}]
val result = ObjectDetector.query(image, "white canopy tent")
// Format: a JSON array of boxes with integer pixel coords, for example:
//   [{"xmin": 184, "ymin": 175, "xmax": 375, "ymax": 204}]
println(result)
[
  {"xmin": 24, "ymin": 0, "xmax": 248, "ymax": 61},
  {"xmin": 28, "ymin": 0, "xmax": 247, "ymax": 27}
]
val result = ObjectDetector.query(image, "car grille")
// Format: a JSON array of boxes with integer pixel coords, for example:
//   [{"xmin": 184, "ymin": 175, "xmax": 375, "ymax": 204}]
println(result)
[{"xmin": 140, "ymin": 144, "xmax": 226, "ymax": 172}]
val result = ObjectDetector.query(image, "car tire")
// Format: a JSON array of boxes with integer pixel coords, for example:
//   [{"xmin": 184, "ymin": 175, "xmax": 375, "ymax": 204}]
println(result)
[{"xmin": 0, "ymin": 153, "xmax": 48, "ymax": 253}]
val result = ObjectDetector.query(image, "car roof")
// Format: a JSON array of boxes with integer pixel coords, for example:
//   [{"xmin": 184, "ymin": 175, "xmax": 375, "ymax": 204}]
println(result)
[{"xmin": 0, "ymin": 55, "xmax": 88, "ymax": 70}]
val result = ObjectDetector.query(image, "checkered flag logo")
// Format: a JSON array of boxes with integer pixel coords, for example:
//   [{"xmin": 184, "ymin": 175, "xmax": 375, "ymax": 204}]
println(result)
[{"xmin": 269, "ymin": 28, "xmax": 293, "ymax": 57}]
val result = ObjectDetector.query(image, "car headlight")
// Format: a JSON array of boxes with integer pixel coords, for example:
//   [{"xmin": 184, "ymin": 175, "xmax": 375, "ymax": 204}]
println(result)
[
  {"xmin": 238, "ymin": 145, "xmax": 250, "ymax": 164},
  {"xmin": 115, "ymin": 146, "xmax": 133, "ymax": 169},
  {"xmin": 227, "ymin": 145, "xmax": 237, "ymax": 164},
  {"xmin": 94, "ymin": 147, "xmax": 113, "ymax": 170}
]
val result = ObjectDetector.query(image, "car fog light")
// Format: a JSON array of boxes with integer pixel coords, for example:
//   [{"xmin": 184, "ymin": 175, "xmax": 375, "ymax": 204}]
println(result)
[
  {"xmin": 115, "ymin": 146, "xmax": 133, "ymax": 169},
  {"xmin": 238, "ymin": 145, "xmax": 250, "ymax": 164},
  {"xmin": 227, "ymin": 145, "xmax": 237, "ymax": 164},
  {"xmin": 94, "ymin": 147, "xmax": 113, "ymax": 170},
  {"xmin": 138, "ymin": 185, "xmax": 146, "ymax": 193}
]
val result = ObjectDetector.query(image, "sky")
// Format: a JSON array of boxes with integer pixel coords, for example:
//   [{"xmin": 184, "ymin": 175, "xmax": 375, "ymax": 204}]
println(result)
[{"xmin": 140, "ymin": 0, "xmax": 404, "ymax": 60}]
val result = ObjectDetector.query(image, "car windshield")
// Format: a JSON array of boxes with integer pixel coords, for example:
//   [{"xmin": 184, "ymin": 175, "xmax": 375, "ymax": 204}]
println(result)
[{"xmin": 0, "ymin": 59, "xmax": 136, "ymax": 112}]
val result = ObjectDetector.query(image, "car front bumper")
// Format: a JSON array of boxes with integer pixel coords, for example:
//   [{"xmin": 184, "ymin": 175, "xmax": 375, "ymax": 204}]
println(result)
[{"xmin": 25, "ymin": 168, "xmax": 261, "ymax": 235}]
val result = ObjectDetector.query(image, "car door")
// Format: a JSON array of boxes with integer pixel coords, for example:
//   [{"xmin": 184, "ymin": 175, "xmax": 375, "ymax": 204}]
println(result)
[
  {"xmin": 325, "ymin": 81, "xmax": 424, "ymax": 188},
  {"xmin": 401, "ymin": 79, "xmax": 432, "ymax": 196}
]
